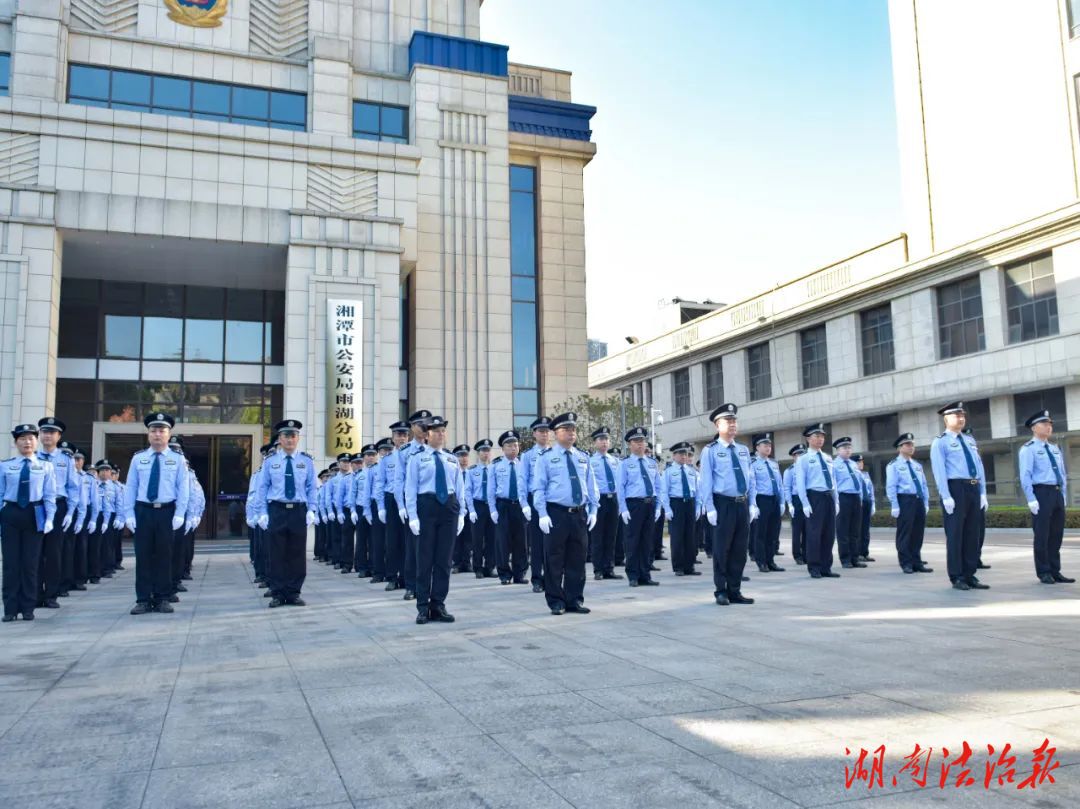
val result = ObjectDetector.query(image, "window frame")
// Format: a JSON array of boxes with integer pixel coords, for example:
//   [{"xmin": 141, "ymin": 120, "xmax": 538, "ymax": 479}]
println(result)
[
  {"xmin": 672, "ymin": 368, "xmax": 690, "ymax": 419},
  {"xmin": 859, "ymin": 304, "xmax": 895, "ymax": 376},
  {"xmin": 703, "ymin": 357, "xmax": 724, "ymax": 412},
  {"xmin": 799, "ymin": 325, "xmax": 829, "ymax": 390},
  {"xmin": 936, "ymin": 275, "xmax": 986, "ymax": 360},
  {"xmin": 746, "ymin": 342, "xmax": 772, "ymax": 402},
  {"xmin": 352, "ymin": 100, "xmax": 409, "ymax": 144},
  {"xmin": 1003, "ymin": 253, "xmax": 1058, "ymax": 344}
]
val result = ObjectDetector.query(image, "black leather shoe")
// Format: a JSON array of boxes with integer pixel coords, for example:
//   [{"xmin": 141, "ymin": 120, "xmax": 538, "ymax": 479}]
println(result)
[
  {"xmin": 532, "ymin": 583, "xmax": 544, "ymax": 593},
  {"xmin": 1053, "ymin": 573, "xmax": 1075, "ymax": 583},
  {"xmin": 967, "ymin": 577, "xmax": 989, "ymax": 589},
  {"xmin": 566, "ymin": 603, "xmax": 591, "ymax": 614},
  {"xmin": 729, "ymin": 593, "xmax": 754, "ymax": 604},
  {"xmin": 21, "ymin": 612, "xmax": 33, "ymax": 621},
  {"xmin": 757, "ymin": 564, "xmax": 770, "ymax": 573},
  {"xmin": 640, "ymin": 580, "xmax": 659, "ymax": 586},
  {"xmin": 594, "ymin": 572, "xmax": 604, "ymax": 581},
  {"xmin": 403, "ymin": 590, "xmax": 416, "ymax": 601},
  {"xmin": 977, "ymin": 562, "xmax": 991, "ymax": 569},
  {"xmin": 902, "ymin": 566, "xmax": 914, "ymax": 574},
  {"xmin": 767, "ymin": 563, "xmax": 785, "ymax": 572},
  {"xmin": 289, "ymin": 597, "xmax": 306, "ymax": 606},
  {"xmin": 862, "ymin": 556, "xmax": 876, "ymax": 562},
  {"xmin": 167, "ymin": 594, "xmax": 179, "ymax": 603},
  {"xmin": 257, "ymin": 581, "xmax": 268, "ymax": 588},
  {"xmin": 513, "ymin": 577, "xmax": 528, "ymax": 584},
  {"xmin": 340, "ymin": 568, "xmax": 352, "ymax": 574},
  {"xmin": 500, "ymin": 578, "xmax": 511, "ymax": 585},
  {"xmin": 823, "ymin": 571, "xmax": 841, "ymax": 578},
  {"xmin": 2, "ymin": 614, "xmax": 14, "ymax": 622},
  {"xmin": 416, "ymin": 613, "xmax": 429, "ymax": 624},
  {"xmin": 474, "ymin": 571, "xmax": 485, "ymax": 579},
  {"xmin": 371, "ymin": 576, "xmax": 386, "ymax": 583},
  {"xmin": 385, "ymin": 582, "xmax": 399, "ymax": 591},
  {"xmin": 603, "ymin": 572, "xmax": 624, "ymax": 580},
  {"xmin": 628, "ymin": 581, "xmax": 639, "ymax": 587},
  {"xmin": 741, "ymin": 575, "xmax": 750, "ymax": 582},
  {"xmin": 485, "ymin": 569, "xmax": 497, "ymax": 578},
  {"xmin": 155, "ymin": 601, "xmax": 174, "ymax": 613},
  {"xmin": 89, "ymin": 577, "xmax": 99, "ymax": 584},
  {"xmin": 842, "ymin": 562, "xmax": 855, "ymax": 569},
  {"xmin": 810, "ymin": 570, "xmax": 822, "ymax": 578},
  {"xmin": 451, "ymin": 566, "xmax": 460, "ymax": 574},
  {"xmin": 176, "ymin": 584, "xmax": 188, "ymax": 593},
  {"xmin": 714, "ymin": 594, "xmax": 729, "ymax": 605},
  {"xmin": 952, "ymin": 580, "xmax": 971, "ymax": 591},
  {"xmin": 795, "ymin": 558, "xmax": 806, "ymax": 565},
  {"xmin": 43, "ymin": 599, "xmax": 60, "ymax": 609},
  {"xmin": 181, "ymin": 573, "xmax": 192, "ymax": 581},
  {"xmin": 656, "ymin": 555, "xmax": 667, "ymax": 561},
  {"xmin": 269, "ymin": 597, "xmax": 285, "ymax": 608},
  {"xmin": 853, "ymin": 561, "xmax": 867, "ymax": 568},
  {"xmin": 431, "ymin": 607, "xmax": 455, "ymax": 623},
  {"xmin": 675, "ymin": 571, "xmax": 685, "ymax": 577},
  {"xmin": 263, "ymin": 589, "xmax": 272, "ymax": 597},
  {"xmin": 1039, "ymin": 573, "xmax": 1056, "ymax": 584},
  {"xmin": 58, "ymin": 591, "xmax": 69, "ymax": 598},
  {"xmin": 101, "ymin": 571, "xmax": 113, "ymax": 578},
  {"xmin": 915, "ymin": 565, "xmax": 934, "ymax": 573},
  {"xmin": 775, "ymin": 551, "xmax": 785, "ymax": 556},
  {"xmin": 648, "ymin": 565, "xmax": 660, "ymax": 572},
  {"xmin": 73, "ymin": 584, "xmax": 87, "ymax": 591},
  {"xmin": 685, "ymin": 569, "xmax": 701, "ymax": 576},
  {"xmin": 550, "ymin": 606, "xmax": 565, "ymax": 615}
]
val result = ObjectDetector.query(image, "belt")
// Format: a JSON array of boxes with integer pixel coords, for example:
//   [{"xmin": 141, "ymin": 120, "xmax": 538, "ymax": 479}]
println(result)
[
  {"xmin": 137, "ymin": 501, "xmax": 175, "ymax": 509},
  {"xmin": 669, "ymin": 496, "xmax": 693, "ymax": 501},
  {"xmin": 626, "ymin": 496, "xmax": 655, "ymax": 504},
  {"xmin": 4, "ymin": 499, "xmax": 42, "ymax": 506},
  {"xmin": 497, "ymin": 498, "xmax": 522, "ymax": 506},
  {"xmin": 56, "ymin": 496, "xmax": 67, "ymax": 503},
  {"xmin": 713, "ymin": 493, "xmax": 747, "ymax": 503},
  {"xmin": 950, "ymin": 479, "xmax": 980, "ymax": 485},
  {"xmin": 270, "ymin": 501, "xmax": 301, "ymax": 509},
  {"xmin": 550, "ymin": 503, "xmax": 585, "ymax": 514},
  {"xmin": 1033, "ymin": 483, "xmax": 1062, "ymax": 491},
  {"xmin": 601, "ymin": 492, "xmax": 615, "ymax": 499}
]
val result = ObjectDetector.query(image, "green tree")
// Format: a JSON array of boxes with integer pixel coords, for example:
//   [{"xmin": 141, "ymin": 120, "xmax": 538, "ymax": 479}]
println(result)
[{"xmin": 535, "ymin": 393, "xmax": 649, "ymax": 454}]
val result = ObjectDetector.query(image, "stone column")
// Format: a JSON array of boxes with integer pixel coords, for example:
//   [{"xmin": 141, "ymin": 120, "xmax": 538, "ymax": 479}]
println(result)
[
  {"xmin": 11, "ymin": 0, "xmax": 68, "ymax": 102},
  {"xmin": 309, "ymin": 35, "xmax": 353, "ymax": 136}
]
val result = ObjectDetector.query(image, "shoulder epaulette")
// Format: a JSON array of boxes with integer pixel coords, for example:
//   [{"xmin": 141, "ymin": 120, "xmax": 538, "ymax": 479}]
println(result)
[
  {"xmin": 539, "ymin": 447, "xmax": 552, "ymax": 455},
  {"xmin": 705, "ymin": 440, "xmax": 717, "ymax": 448},
  {"xmin": 301, "ymin": 451, "xmax": 312, "ymax": 458},
  {"xmin": 1024, "ymin": 440, "xmax": 1035, "ymax": 447},
  {"xmin": 493, "ymin": 456, "xmax": 504, "ymax": 463}
]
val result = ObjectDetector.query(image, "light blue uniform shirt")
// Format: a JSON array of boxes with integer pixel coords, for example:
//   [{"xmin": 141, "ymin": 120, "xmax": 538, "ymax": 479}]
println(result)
[
  {"xmin": 533, "ymin": 445, "xmax": 599, "ymax": 520},
  {"xmin": 486, "ymin": 456, "xmax": 529, "ymax": 512},
  {"xmin": 123, "ymin": 447, "xmax": 190, "ymax": 520},
  {"xmin": 859, "ymin": 470, "xmax": 875, "ymax": 511},
  {"xmin": 696, "ymin": 439, "xmax": 757, "ymax": 513},
  {"xmin": 930, "ymin": 430, "xmax": 986, "ymax": 498},
  {"xmin": 38, "ymin": 448, "xmax": 80, "ymax": 503},
  {"xmin": 404, "ymin": 446, "xmax": 467, "ymax": 518},
  {"xmin": 395, "ymin": 440, "xmax": 427, "ymax": 512},
  {"xmin": 74, "ymin": 470, "xmax": 92, "ymax": 528},
  {"xmin": 589, "ymin": 452, "xmax": 619, "ymax": 495},
  {"xmin": 1, "ymin": 454, "xmax": 57, "ymax": 521},
  {"xmin": 886, "ymin": 456, "xmax": 928, "ymax": 511},
  {"xmin": 365, "ymin": 461, "xmax": 385, "ymax": 514},
  {"xmin": 185, "ymin": 470, "xmax": 205, "ymax": 520},
  {"xmin": 794, "ymin": 449, "xmax": 838, "ymax": 508},
  {"xmin": 90, "ymin": 478, "xmax": 112, "ymax": 524},
  {"xmin": 521, "ymin": 443, "xmax": 550, "ymax": 497},
  {"xmin": 467, "ymin": 463, "xmax": 491, "ymax": 505},
  {"xmin": 253, "ymin": 449, "xmax": 317, "ymax": 514},
  {"xmin": 246, "ymin": 468, "xmax": 262, "ymax": 523},
  {"xmin": 750, "ymin": 457, "xmax": 783, "ymax": 500},
  {"xmin": 615, "ymin": 453, "xmax": 661, "ymax": 518},
  {"xmin": 782, "ymin": 465, "xmax": 799, "ymax": 507},
  {"xmin": 659, "ymin": 461, "xmax": 699, "ymax": 518},
  {"xmin": 1018, "ymin": 438, "xmax": 1067, "ymax": 503},
  {"xmin": 832, "ymin": 455, "xmax": 862, "ymax": 494}
]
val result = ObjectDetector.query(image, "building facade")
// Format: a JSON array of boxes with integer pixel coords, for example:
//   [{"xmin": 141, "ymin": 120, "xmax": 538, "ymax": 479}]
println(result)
[
  {"xmin": 589, "ymin": 1, "xmax": 1080, "ymax": 504},
  {"xmin": 0, "ymin": 0, "xmax": 596, "ymax": 535}
]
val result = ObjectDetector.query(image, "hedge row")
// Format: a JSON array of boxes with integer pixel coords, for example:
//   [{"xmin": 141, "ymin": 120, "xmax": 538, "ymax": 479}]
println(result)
[{"xmin": 867, "ymin": 507, "xmax": 1080, "ymax": 529}]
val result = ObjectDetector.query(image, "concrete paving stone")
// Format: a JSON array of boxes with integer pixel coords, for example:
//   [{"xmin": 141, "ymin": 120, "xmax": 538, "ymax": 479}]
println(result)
[
  {"xmin": 0, "ymin": 688, "xmax": 46, "ymax": 714},
  {"xmin": 154, "ymin": 715, "xmax": 328, "ymax": 770},
  {"xmin": 351, "ymin": 778, "xmax": 576, "ymax": 808},
  {"xmin": 316, "ymin": 702, "xmax": 483, "ymax": 741},
  {"xmin": 0, "ymin": 770, "xmax": 151, "ymax": 809},
  {"xmin": 3, "ymin": 691, "xmax": 171, "ymax": 742},
  {"xmin": 0, "ymin": 731, "xmax": 159, "ymax": 784},
  {"xmin": 172, "ymin": 664, "xmax": 300, "ymax": 695},
  {"xmin": 577, "ymin": 680, "xmax": 741, "ymax": 719},
  {"xmin": 462, "ymin": 691, "xmax": 619, "ymax": 734},
  {"xmin": 304, "ymin": 679, "xmax": 446, "ymax": 718},
  {"xmin": 163, "ymin": 687, "xmax": 313, "ymax": 729},
  {"xmin": 532, "ymin": 659, "xmax": 675, "ymax": 691},
  {"xmin": 424, "ymin": 667, "xmax": 570, "ymax": 704}
]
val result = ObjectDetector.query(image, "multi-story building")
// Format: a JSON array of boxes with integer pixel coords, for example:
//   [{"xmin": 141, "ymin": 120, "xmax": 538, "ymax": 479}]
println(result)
[
  {"xmin": 0, "ymin": 0, "xmax": 596, "ymax": 535},
  {"xmin": 589, "ymin": 0, "xmax": 1080, "ymax": 503}
]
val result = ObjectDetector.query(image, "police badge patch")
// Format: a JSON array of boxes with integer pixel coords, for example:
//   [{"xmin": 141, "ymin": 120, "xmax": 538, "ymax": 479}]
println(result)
[{"xmin": 165, "ymin": 0, "xmax": 228, "ymax": 28}]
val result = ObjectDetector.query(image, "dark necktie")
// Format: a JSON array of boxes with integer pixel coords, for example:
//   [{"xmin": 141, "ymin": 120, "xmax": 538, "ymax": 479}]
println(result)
[
  {"xmin": 509, "ymin": 462, "xmax": 518, "ymax": 500},
  {"xmin": 817, "ymin": 454, "xmax": 833, "ymax": 489},
  {"xmin": 906, "ymin": 460, "xmax": 923, "ymax": 500},
  {"xmin": 147, "ymin": 452, "xmax": 161, "ymax": 501},
  {"xmin": 640, "ymin": 459, "xmax": 653, "ymax": 497},
  {"xmin": 729, "ymin": 445, "xmax": 746, "ymax": 496},
  {"xmin": 770, "ymin": 464, "xmax": 779, "ymax": 497},
  {"xmin": 284, "ymin": 455, "xmax": 295, "ymax": 499},
  {"xmin": 566, "ymin": 450, "xmax": 582, "ymax": 505},
  {"xmin": 435, "ymin": 451, "xmax": 448, "ymax": 504},
  {"xmin": 859, "ymin": 475, "xmax": 869, "ymax": 502},
  {"xmin": 1045, "ymin": 443, "xmax": 1064, "ymax": 487},
  {"xmin": 17, "ymin": 458, "xmax": 30, "ymax": 507},
  {"xmin": 958, "ymin": 436, "xmax": 978, "ymax": 478},
  {"xmin": 482, "ymin": 466, "xmax": 488, "ymax": 497},
  {"xmin": 603, "ymin": 456, "xmax": 615, "ymax": 493},
  {"xmin": 844, "ymin": 460, "xmax": 855, "ymax": 491},
  {"xmin": 680, "ymin": 466, "xmax": 690, "ymax": 498}
]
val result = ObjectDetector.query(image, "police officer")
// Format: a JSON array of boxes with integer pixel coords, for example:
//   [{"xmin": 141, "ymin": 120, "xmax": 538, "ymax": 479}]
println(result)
[
  {"xmin": 166, "ymin": 436, "xmax": 190, "ymax": 601},
  {"xmin": 487, "ymin": 430, "xmax": 530, "ymax": 585},
  {"xmin": 588, "ymin": 426, "xmax": 621, "ymax": 581},
  {"xmin": 533, "ymin": 412, "xmax": 598, "ymax": 614},
  {"xmin": 405, "ymin": 416, "xmax": 466, "ymax": 624},
  {"xmin": 750, "ymin": 433, "xmax": 784, "ymax": 574},
  {"xmin": 930, "ymin": 402, "xmax": 989, "ymax": 591},
  {"xmin": 659, "ymin": 441, "xmax": 700, "ymax": 576},
  {"xmin": 123, "ymin": 413, "xmax": 190, "ymax": 615},
  {"xmin": 367, "ymin": 439, "xmax": 390, "ymax": 583},
  {"xmin": 852, "ymin": 453, "xmax": 875, "ymax": 563},
  {"xmin": 382, "ymin": 421, "xmax": 410, "ymax": 591},
  {"xmin": 2, "ymin": 424, "xmax": 57, "ymax": 622},
  {"xmin": 451, "ymin": 444, "xmax": 472, "ymax": 572},
  {"xmin": 52, "ymin": 439, "xmax": 79, "ymax": 599},
  {"xmin": 831, "ymin": 437, "xmax": 864, "ymax": 569},
  {"xmin": 33, "ymin": 420, "xmax": 77, "ymax": 610},
  {"xmin": 784, "ymin": 445, "xmax": 806, "ymax": 564},
  {"xmin": 616, "ymin": 426, "xmax": 662, "ymax": 587},
  {"xmin": 182, "ymin": 460, "xmax": 204, "ymax": 580},
  {"xmin": 255, "ymin": 419, "xmax": 317, "ymax": 607},
  {"xmin": 330, "ymin": 453, "xmax": 353, "ymax": 570},
  {"xmin": 521, "ymin": 416, "xmax": 554, "ymax": 593},
  {"xmin": 395, "ymin": 410, "xmax": 432, "ymax": 601},
  {"xmin": 1019, "ymin": 410, "xmax": 1073, "ymax": 585},
  {"xmin": 86, "ymin": 459, "xmax": 112, "ymax": 585},
  {"xmin": 69, "ymin": 447, "xmax": 92, "ymax": 592},
  {"xmin": 247, "ymin": 442, "xmax": 275, "ymax": 586},
  {"xmin": 318, "ymin": 464, "xmax": 337, "ymax": 563},
  {"xmin": 886, "ymin": 433, "xmax": 932, "ymax": 574},
  {"xmin": 100, "ymin": 462, "xmax": 123, "ymax": 578},
  {"xmin": 698, "ymin": 404, "xmax": 757, "ymax": 605},
  {"xmin": 466, "ymin": 439, "xmax": 496, "ymax": 577},
  {"xmin": 794, "ymin": 423, "xmax": 840, "ymax": 579},
  {"xmin": 351, "ymin": 446, "xmax": 378, "ymax": 578}
]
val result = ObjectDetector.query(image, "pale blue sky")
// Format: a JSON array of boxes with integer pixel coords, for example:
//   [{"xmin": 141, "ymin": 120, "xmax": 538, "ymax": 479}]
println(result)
[{"xmin": 481, "ymin": 0, "xmax": 903, "ymax": 349}]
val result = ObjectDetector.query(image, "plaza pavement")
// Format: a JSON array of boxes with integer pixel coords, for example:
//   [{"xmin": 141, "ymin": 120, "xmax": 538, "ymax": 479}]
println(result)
[{"xmin": 0, "ymin": 529, "xmax": 1078, "ymax": 809}]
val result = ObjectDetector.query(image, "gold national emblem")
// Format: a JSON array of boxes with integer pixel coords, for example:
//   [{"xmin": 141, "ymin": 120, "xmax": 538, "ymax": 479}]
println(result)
[{"xmin": 164, "ymin": 0, "xmax": 228, "ymax": 28}]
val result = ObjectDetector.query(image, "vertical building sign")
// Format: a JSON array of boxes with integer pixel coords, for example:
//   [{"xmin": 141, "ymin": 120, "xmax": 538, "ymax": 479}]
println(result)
[{"xmin": 327, "ymin": 299, "xmax": 362, "ymax": 456}]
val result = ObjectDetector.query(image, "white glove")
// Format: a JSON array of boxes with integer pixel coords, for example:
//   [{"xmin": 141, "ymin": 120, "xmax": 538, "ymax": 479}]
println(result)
[
  {"xmin": 787, "ymin": 502, "xmax": 795, "ymax": 517},
  {"xmin": 980, "ymin": 495, "xmax": 988, "ymax": 511},
  {"xmin": 257, "ymin": 514, "xmax": 269, "ymax": 530},
  {"xmin": 654, "ymin": 510, "xmax": 662, "ymax": 523},
  {"xmin": 587, "ymin": 512, "xmax": 597, "ymax": 531},
  {"xmin": 706, "ymin": 510, "xmax": 717, "ymax": 526},
  {"xmin": 890, "ymin": 507, "xmax": 900, "ymax": 519},
  {"xmin": 42, "ymin": 520, "xmax": 53, "ymax": 535},
  {"xmin": 749, "ymin": 505, "xmax": 760, "ymax": 522},
  {"xmin": 398, "ymin": 508, "xmax": 408, "ymax": 524},
  {"xmin": 87, "ymin": 521, "xmax": 97, "ymax": 534},
  {"xmin": 351, "ymin": 510, "xmax": 359, "ymax": 524},
  {"xmin": 665, "ymin": 510, "xmax": 674, "ymax": 521},
  {"xmin": 305, "ymin": 510, "xmax": 317, "ymax": 527},
  {"xmin": 778, "ymin": 502, "xmax": 784, "ymax": 515},
  {"xmin": 171, "ymin": 515, "xmax": 185, "ymax": 531},
  {"xmin": 942, "ymin": 498, "xmax": 955, "ymax": 515},
  {"xmin": 246, "ymin": 517, "xmax": 256, "ymax": 528},
  {"xmin": 469, "ymin": 511, "xmax": 478, "ymax": 524},
  {"xmin": 124, "ymin": 517, "xmax": 137, "ymax": 533},
  {"xmin": 113, "ymin": 517, "xmax": 124, "ymax": 531},
  {"xmin": 620, "ymin": 510, "xmax": 631, "ymax": 525},
  {"xmin": 1027, "ymin": 500, "xmax": 1039, "ymax": 515},
  {"xmin": 803, "ymin": 506, "xmax": 812, "ymax": 519},
  {"xmin": 539, "ymin": 515, "xmax": 552, "ymax": 534},
  {"xmin": 490, "ymin": 509, "xmax": 499, "ymax": 525},
  {"xmin": 365, "ymin": 512, "xmax": 373, "ymax": 525},
  {"xmin": 457, "ymin": 515, "xmax": 465, "ymax": 535},
  {"xmin": 834, "ymin": 502, "xmax": 840, "ymax": 516},
  {"xmin": 409, "ymin": 518, "xmax": 420, "ymax": 536},
  {"xmin": 336, "ymin": 512, "xmax": 345, "ymax": 524},
  {"xmin": 61, "ymin": 512, "xmax": 73, "ymax": 531},
  {"xmin": 378, "ymin": 510, "xmax": 386, "ymax": 523},
  {"xmin": 522, "ymin": 505, "xmax": 532, "ymax": 522}
]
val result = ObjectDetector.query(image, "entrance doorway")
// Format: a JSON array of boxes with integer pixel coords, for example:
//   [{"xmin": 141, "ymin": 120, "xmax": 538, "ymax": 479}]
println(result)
[{"xmin": 96, "ymin": 424, "xmax": 261, "ymax": 539}]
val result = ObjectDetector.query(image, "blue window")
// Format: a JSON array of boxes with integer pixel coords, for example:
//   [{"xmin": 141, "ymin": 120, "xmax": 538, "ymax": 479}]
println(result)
[
  {"xmin": 67, "ymin": 64, "xmax": 306, "ymax": 133},
  {"xmin": 0, "ymin": 53, "xmax": 11, "ymax": 96},
  {"xmin": 510, "ymin": 165, "xmax": 540, "ymax": 428},
  {"xmin": 353, "ymin": 101, "xmax": 408, "ymax": 144}
]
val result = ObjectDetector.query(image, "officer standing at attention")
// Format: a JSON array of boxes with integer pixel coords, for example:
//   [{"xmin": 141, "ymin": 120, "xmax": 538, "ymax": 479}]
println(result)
[
  {"xmin": 697, "ymin": 404, "xmax": 757, "ymax": 605},
  {"xmin": 647, "ymin": 442, "xmax": 666, "ymax": 566},
  {"xmin": 366, "ymin": 439, "xmax": 390, "ymax": 583},
  {"xmin": 616, "ymin": 426, "xmax": 662, "ymax": 588},
  {"xmin": 396, "ymin": 411, "xmax": 432, "ymax": 601},
  {"xmin": 885, "ymin": 433, "xmax": 932, "ymax": 575},
  {"xmin": 2, "ymin": 423, "xmax": 57, "ymax": 622},
  {"xmin": 466, "ymin": 439, "xmax": 495, "ymax": 577},
  {"xmin": 451, "ymin": 444, "xmax": 472, "ymax": 573},
  {"xmin": 330, "ymin": 454, "xmax": 352, "ymax": 570},
  {"xmin": 534, "ymin": 412, "xmax": 598, "ymax": 615},
  {"xmin": 86, "ymin": 459, "xmax": 112, "ymax": 585},
  {"xmin": 69, "ymin": 447, "xmax": 92, "ymax": 593},
  {"xmin": 831, "ymin": 437, "xmax": 865, "ymax": 569},
  {"xmin": 381, "ymin": 421, "xmax": 410, "ymax": 591},
  {"xmin": 930, "ymin": 402, "xmax": 990, "ymax": 591},
  {"xmin": 750, "ymin": 433, "xmax": 784, "ymax": 574},
  {"xmin": 35, "ymin": 418, "xmax": 77, "ymax": 610},
  {"xmin": 52, "ymin": 440, "xmax": 79, "ymax": 599},
  {"xmin": 165, "ymin": 436, "xmax": 190, "ymax": 603},
  {"xmin": 255, "ymin": 420, "xmax": 317, "ymax": 607},
  {"xmin": 852, "ymin": 453, "xmax": 875, "ymax": 563},
  {"xmin": 488, "ymin": 430, "xmax": 531, "ymax": 585},
  {"xmin": 351, "ymin": 446, "xmax": 378, "ymax": 578},
  {"xmin": 318, "ymin": 464, "xmax": 336, "ymax": 563},
  {"xmin": 1019, "ymin": 410, "xmax": 1073, "ymax": 585},
  {"xmin": 784, "ymin": 445, "xmax": 806, "ymax": 564},
  {"xmin": 588, "ymin": 426, "xmax": 622, "ymax": 581},
  {"xmin": 659, "ymin": 441, "xmax": 700, "ymax": 576},
  {"xmin": 248, "ymin": 442, "xmax": 274, "ymax": 585},
  {"xmin": 794, "ymin": 424, "xmax": 840, "ymax": 579},
  {"xmin": 123, "ymin": 413, "xmax": 190, "ymax": 615},
  {"xmin": 521, "ymin": 416, "xmax": 554, "ymax": 592},
  {"xmin": 964, "ymin": 425, "xmax": 992, "ymax": 571},
  {"xmin": 405, "ymin": 416, "xmax": 466, "ymax": 624}
]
